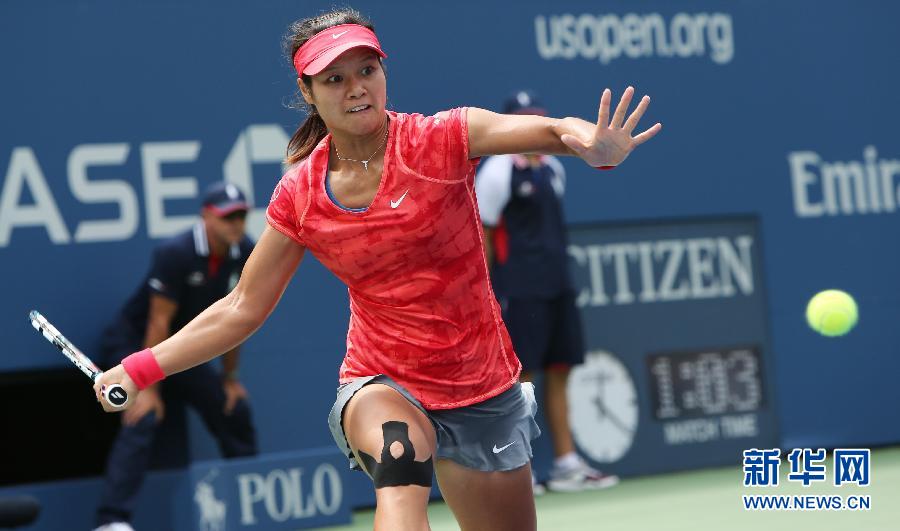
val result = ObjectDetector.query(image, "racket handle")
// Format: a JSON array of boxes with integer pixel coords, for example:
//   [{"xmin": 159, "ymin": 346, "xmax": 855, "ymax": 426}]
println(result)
[{"xmin": 102, "ymin": 384, "xmax": 129, "ymax": 408}]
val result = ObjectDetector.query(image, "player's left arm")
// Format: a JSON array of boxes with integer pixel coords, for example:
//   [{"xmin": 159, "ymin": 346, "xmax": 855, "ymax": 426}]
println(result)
[{"xmin": 468, "ymin": 87, "xmax": 662, "ymax": 168}]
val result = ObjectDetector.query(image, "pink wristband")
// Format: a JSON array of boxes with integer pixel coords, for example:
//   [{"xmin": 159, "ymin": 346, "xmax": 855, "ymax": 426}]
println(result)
[{"xmin": 122, "ymin": 348, "xmax": 165, "ymax": 390}]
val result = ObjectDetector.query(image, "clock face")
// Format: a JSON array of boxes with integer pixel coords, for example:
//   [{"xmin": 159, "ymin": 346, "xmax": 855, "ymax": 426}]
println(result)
[{"xmin": 567, "ymin": 350, "xmax": 639, "ymax": 463}]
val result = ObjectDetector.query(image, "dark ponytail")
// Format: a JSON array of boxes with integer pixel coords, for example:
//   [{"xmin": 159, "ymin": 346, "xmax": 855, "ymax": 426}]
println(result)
[
  {"xmin": 285, "ymin": 107, "xmax": 328, "ymax": 166},
  {"xmin": 284, "ymin": 8, "xmax": 375, "ymax": 165}
]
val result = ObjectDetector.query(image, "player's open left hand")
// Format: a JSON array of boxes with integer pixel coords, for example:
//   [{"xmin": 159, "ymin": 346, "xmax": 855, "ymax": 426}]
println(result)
[
  {"xmin": 93, "ymin": 364, "xmax": 139, "ymax": 413},
  {"xmin": 560, "ymin": 86, "xmax": 662, "ymax": 168}
]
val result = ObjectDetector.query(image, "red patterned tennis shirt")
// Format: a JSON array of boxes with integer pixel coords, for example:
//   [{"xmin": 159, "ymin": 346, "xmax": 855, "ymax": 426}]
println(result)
[{"xmin": 266, "ymin": 108, "xmax": 520, "ymax": 409}]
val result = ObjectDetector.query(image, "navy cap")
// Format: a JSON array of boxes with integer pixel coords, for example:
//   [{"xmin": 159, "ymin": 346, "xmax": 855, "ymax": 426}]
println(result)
[
  {"xmin": 502, "ymin": 90, "xmax": 546, "ymax": 115},
  {"xmin": 202, "ymin": 182, "xmax": 249, "ymax": 216}
]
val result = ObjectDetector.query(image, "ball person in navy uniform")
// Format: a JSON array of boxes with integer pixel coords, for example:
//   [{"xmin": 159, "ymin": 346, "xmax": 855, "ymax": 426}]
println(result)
[
  {"xmin": 475, "ymin": 91, "xmax": 619, "ymax": 494},
  {"xmin": 93, "ymin": 182, "xmax": 258, "ymax": 531}
]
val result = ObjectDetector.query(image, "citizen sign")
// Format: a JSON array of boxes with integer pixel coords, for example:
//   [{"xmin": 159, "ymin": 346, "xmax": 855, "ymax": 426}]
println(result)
[{"xmin": 237, "ymin": 464, "xmax": 343, "ymax": 525}]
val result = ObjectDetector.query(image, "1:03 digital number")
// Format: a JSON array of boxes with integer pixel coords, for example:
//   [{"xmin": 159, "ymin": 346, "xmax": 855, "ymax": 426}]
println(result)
[{"xmin": 649, "ymin": 348, "xmax": 762, "ymax": 420}]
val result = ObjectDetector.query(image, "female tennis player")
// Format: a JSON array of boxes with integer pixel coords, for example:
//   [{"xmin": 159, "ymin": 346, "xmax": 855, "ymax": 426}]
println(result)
[{"xmin": 95, "ymin": 8, "xmax": 660, "ymax": 530}]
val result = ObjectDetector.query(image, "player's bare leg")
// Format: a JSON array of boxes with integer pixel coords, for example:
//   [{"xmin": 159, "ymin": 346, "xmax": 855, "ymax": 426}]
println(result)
[
  {"xmin": 435, "ymin": 459, "xmax": 536, "ymax": 531},
  {"xmin": 343, "ymin": 384, "xmax": 436, "ymax": 531}
]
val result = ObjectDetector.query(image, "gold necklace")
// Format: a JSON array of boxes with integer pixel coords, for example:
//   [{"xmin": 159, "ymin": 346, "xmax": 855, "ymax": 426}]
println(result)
[{"xmin": 333, "ymin": 121, "xmax": 389, "ymax": 172}]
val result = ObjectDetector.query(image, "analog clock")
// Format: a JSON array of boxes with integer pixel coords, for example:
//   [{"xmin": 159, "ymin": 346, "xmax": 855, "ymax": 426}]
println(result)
[{"xmin": 567, "ymin": 350, "xmax": 639, "ymax": 463}]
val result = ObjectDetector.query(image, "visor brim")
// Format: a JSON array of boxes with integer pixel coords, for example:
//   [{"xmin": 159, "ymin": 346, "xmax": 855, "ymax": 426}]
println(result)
[{"xmin": 303, "ymin": 42, "xmax": 386, "ymax": 76}]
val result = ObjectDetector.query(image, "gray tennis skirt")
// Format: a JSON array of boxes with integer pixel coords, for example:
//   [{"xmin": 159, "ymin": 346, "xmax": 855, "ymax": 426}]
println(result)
[{"xmin": 327, "ymin": 375, "xmax": 541, "ymax": 472}]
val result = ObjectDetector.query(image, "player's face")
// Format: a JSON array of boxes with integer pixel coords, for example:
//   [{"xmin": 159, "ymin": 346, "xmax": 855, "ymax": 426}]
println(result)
[
  {"xmin": 204, "ymin": 209, "xmax": 247, "ymax": 247},
  {"xmin": 302, "ymin": 48, "xmax": 387, "ymax": 136}
]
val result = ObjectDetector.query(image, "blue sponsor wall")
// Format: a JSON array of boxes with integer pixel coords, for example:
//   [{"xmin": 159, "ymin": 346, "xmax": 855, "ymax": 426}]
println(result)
[
  {"xmin": 176, "ymin": 448, "xmax": 351, "ymax": 530},
  {"xmin": 562, "ymin": 218, "xmax": 780, "ymax": 477},
  {"xmin": 1, "ymin": 0, "xmax": 899, "ymax": 527}
]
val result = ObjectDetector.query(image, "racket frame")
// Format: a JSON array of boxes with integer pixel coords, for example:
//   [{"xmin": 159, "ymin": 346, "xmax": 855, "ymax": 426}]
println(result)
[{"xmin": 28, "ymin": 311, "xmax": 128, "ymax": 408}]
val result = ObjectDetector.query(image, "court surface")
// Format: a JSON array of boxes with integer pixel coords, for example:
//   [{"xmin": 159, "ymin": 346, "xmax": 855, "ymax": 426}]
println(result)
[{"xmin": 321, "ymin": 446, "xmax": 898, "ymax": 530}]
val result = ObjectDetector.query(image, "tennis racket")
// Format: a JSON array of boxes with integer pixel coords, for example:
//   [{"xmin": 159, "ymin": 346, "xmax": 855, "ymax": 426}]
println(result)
[{"xmin": 28, "ymin": 310, "xmax": 129, "ymax": 408}]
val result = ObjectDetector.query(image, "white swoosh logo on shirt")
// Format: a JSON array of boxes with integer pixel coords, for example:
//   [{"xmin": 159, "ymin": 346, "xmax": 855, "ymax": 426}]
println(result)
[{"xmin": 390, "ymin": 190, "xmax": 409, "ymax": 209}]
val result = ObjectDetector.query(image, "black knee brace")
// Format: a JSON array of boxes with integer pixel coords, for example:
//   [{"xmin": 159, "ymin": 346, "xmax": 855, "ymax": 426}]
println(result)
[{"xmin": 357, "ymin": 421, "xmax": 433, "ymax": 488}]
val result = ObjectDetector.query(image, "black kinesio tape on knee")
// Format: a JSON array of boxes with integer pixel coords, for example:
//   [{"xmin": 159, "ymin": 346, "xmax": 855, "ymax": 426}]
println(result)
[{"xmin": 357, "ymin": 421, "xmax": 433, "ymax": 488}]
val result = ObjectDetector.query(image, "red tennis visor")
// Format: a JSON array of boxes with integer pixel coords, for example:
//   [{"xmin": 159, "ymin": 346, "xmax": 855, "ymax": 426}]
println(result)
[{"xmin": 293, "ymin": 24, "xmax": 387, "ymax": 76}]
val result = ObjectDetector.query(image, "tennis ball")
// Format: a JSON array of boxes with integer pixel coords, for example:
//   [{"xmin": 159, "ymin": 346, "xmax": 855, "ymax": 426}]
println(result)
[{"xmin": 806, "ymin": 289, "xmax": 858, "ymax": 337}]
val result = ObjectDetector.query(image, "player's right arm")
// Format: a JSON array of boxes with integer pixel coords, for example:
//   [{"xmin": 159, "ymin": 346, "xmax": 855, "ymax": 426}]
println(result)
[{"xmin": 94, "ymin": 227, "xmax": 305, "ymax": 410}]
